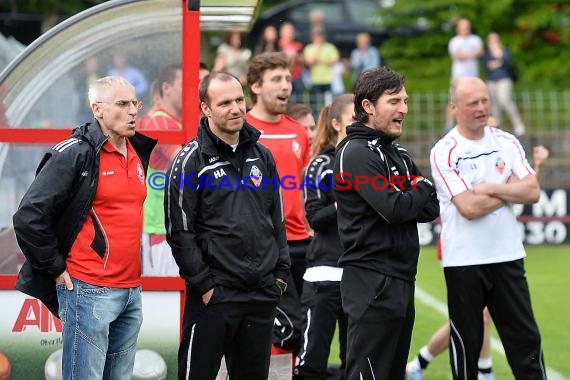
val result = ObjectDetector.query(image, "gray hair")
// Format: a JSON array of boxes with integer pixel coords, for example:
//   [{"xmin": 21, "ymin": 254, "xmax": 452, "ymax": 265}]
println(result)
[{"xmin": 87, "ymin": 76, "xmax": 135, "ymax": 105}]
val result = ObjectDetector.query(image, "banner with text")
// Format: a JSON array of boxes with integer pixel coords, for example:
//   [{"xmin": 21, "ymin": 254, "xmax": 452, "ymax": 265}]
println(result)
[{"xmin": 419, "ymin": 189, "xmax": 569, "ymax": 246}]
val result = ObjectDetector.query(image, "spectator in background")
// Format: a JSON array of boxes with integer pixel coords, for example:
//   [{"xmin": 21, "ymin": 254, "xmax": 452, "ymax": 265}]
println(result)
[
  {"xmin": 533, "ymin": 145, "xmax": 549, "ymax": 179},
  {"xmin": 138, "ymin": 64, "xmax": 183, "ymax": 276},
  {"xmin": 135, "ymin": 79, "xmax": 162, "ymax": 132},
  {"xmin": 148, "ymin": 80, "xmax": 162, "ymax": 111},
  {"xmin": 293, "ymin": 94, "xmax": 354, "ymax": 380},
  {"xmin": 331, "ymin": 59, "xmax": 348, "ymax": 97},
  {"xmin": 213, "ymin": 31, "xmax": 252, "ymax": 85},
  {"xmin": 199, "ymin": 61, "xmax": 211, "ymax": 81},
  {"xmin": 309, "ymin": 10, "xmax": 325, "ymax": 33},
  {"xmin": 107, "ymin": 51, "xmax": 149, "ymax": 98},
  {"xmin": 483, "ymin": 32, "xmax": 526, "ymax": 136},
  {"xmin": 446, "ymin": 18, "xmax": 483, "ymax": 130},
  {"xmin": 77, "ymin": 56, "xmax": 101, "ymax": 121},
  {"xmin": 286, "ymin": 103, "xmax": 316, "ymax": 147},
  {"xmin": 279, "ymin": 22, "xmax": 305, "ymax": 101},
  {"xmin": 448, "ymin": 18, "xmax": 483, "ymax": 78},
  {"xmin": 199, "ymin": 62, "xmax": 212, "ymax": 117},
  {"xmin": 255, "ymin": 25, "xmax": 281, "ymax": 55},
  {"xmin": 303, "ymin": 28, "xmax": 340, "ymax": 111},
  {"xmin": 350, "ymin": 32, "xmax": 380, "ymax": 85}
]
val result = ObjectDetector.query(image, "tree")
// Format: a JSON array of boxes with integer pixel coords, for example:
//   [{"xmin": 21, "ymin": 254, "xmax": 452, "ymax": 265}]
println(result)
[
  {"xmin": 0, "ymin": 0, "xmax": 106, "ymax": 33},
  {"xmin": 377, "ymin": 0, "xmax": 570, "ymax": 91}
]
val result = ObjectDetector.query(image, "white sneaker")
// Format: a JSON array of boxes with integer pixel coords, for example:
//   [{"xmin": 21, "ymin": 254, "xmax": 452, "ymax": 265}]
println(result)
[
  {"xmin": 478, "ymin": 372, "xmax": 495, "ymax": 380},
  {"xmin": 405, "ymin": 362, "xmax": 423, "ymax": 380}
]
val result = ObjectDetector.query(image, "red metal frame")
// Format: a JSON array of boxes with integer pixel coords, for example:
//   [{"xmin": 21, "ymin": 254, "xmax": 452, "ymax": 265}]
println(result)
[
  {"xmin": 182, "ymin": 0, "xmax": 200, "ymax": 141},
  {"xmin": 0, "ymin": 275, "xmax": 184, "ymax": 291},
  {"xmin": 0, "ymin": 0, "xmax": 200, "ymax": 308},
  {"xmin": 0, "ymin": 1, "xmax": 200, "ymax": 145},
  {"xmin": 0, "ymin": 129, "xmax": 192, "ymax": 144}
]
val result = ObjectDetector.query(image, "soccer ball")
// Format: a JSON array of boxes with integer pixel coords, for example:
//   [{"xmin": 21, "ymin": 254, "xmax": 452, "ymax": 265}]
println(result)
[
  {"xmin": 44, "ymin": 348, "xmax": 63, "ymax": 380},
  {"xmin": 132, "ymin": 349, "xmax": 167, "ymax": 380}
]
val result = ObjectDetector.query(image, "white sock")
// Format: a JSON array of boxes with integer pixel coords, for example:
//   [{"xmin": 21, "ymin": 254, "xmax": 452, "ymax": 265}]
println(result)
[
  {"xmin": 478, "ymin": 357, "xmax": 493, "ymax": 370},
  {"xmin": 420, "ymin": 346, "xmax": 435, "ymax": 362}
]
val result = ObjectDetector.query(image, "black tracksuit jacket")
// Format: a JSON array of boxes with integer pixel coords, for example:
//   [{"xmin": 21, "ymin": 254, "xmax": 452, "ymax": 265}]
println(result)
[
  {"xmin": 333, "ymin": 124, "xmax": 440, "ymax": 281},
  {"xmin": 164, "ymin": 118, "xmax": 290, "ymax": 297},
  {"xmin": 303, "ymin": 145, "xmax": 343, "ymax": 266}
]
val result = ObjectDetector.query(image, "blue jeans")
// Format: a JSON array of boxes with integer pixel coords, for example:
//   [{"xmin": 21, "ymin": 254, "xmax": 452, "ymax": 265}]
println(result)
[{"xmin": 56, "ymin": 277, "xmax": 143, "ymax": 380}]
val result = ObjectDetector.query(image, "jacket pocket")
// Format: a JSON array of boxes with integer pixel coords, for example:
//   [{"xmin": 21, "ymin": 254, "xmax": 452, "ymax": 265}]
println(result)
[{"xmin": 89, "ymin": 214, "xmax": 106, "ymax": 259}]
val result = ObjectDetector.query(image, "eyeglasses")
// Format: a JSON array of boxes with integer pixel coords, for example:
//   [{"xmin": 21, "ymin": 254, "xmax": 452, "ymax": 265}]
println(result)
[{"xmin": 96, "ymin": 100, "xmax": 142, "ymax": 109}]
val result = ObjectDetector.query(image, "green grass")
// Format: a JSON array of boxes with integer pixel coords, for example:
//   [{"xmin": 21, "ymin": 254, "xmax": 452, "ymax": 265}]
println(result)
[{"xmin": 328, "ymin": 245, "xmax": 570, "ymax": 379}]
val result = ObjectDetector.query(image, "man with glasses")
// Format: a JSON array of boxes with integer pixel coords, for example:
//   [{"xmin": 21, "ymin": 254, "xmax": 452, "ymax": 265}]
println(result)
[{"xmin": 14, "ymin": 76, "xmax": 156, "ymax": 379}]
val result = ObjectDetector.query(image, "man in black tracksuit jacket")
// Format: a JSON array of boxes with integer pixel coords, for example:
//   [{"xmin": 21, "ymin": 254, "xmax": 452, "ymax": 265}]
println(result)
[
  {"xmin": 333, "ymin": 68, "xmax": 440, "ymax": 380},
  {"xmin": 164, "ymin": 72, "xmax": 290, "ymax": 380}
]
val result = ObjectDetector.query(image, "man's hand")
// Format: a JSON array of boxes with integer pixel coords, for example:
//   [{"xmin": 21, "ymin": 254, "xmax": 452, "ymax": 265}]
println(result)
[
  {"xmin": 55, "ymin": 270, "xmax": 73, "ymax": 290},
  {"xmin": 411, "ymin": 176, "xmax": 434, "ymax": 189},
  {"xmin": 202, "ymin": 288, "xmax": 214, "ymax": 305},
  {"xmin": 472, "ymin": 182, "xmax": 496, "ymax": 196}
]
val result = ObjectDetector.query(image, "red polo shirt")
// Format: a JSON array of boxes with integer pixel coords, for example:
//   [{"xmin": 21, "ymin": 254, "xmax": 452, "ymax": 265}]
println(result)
[
  {"xmin": 67, "ymin": 139, "xmax": 147, "ymax": 287},
  {"xmin": 246, "ymin": 113, "xmax": 310, "ymax": 241}
]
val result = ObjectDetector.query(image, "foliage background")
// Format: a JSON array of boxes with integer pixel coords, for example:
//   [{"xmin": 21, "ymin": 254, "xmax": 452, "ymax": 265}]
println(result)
[
  {"xmin": 2, "ymin": 0, "xmax": 569, "ymax": 94},
  {"xmin": 259, "ymin": 0, "xmax": 570, "ymax": 93},
  {"xmin": 375, "ymin": 0, "xmax": 570, "ymax": 92}
]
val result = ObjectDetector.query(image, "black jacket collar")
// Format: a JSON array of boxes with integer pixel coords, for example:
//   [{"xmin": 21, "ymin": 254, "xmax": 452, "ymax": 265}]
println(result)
[
  {"xmin": 72, "ymin": 120, "xmax": 109, "ymax": 151},
  {"xmin": 197, "ymin": 116, "xmax": 261, "ymax": 157},
  {"xmin": 320, "ymin": 145, "xmax": 336, "ymax": 157},
  {"xmin": 71, "ymin": 120, "xmax": 157, "ymax": 169},
  {"xmin": 340, "ymin": 122, "xmax": 397, "ymax": 149}
]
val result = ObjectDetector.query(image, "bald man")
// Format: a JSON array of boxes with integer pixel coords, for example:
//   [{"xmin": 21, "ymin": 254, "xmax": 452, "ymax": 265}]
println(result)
[{"xmin": 430, "ymin": 77, "xmax": 546, "ymax": 380}]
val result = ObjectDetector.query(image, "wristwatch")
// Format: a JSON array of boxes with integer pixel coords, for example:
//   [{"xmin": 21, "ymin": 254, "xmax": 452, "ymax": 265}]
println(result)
[{"xmin": 276, "ymin": 278, "xmax": 287, "ymax": 296}]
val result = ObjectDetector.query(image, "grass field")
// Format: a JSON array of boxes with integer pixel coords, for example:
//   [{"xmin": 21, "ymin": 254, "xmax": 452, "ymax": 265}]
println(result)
[{"xmin": 328, "ymin": 245, "xmax": 570, "ymax": 379}]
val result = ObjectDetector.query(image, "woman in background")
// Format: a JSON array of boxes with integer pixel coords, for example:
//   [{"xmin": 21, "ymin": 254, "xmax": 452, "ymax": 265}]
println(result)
[
  {"xmin": 483, "ymin": 32, "xmax": 526, "ymax": 135},
  {"xmin": 213, "ymin": 31, "xmax": 251, "ymax": 85},
  {"xmin": 254, "ymin": 25, "xmax": 281, "ymax": 55},
  {"xmin": 294, "ymin": 94, "xmax": 354, "ymax": 380}
]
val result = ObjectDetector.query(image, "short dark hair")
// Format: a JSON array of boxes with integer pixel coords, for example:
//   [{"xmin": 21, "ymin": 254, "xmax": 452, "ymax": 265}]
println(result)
[
  {"xmin": 247, "ymin": 52, "xmax": 290, "ymax": 104},
  {"xmin": 286, "ymin": 103, "xmax": 312, "ymax": 120},
  {"xmin": 155, "ymin": 64, "xmax": 181, "ymax": 97},
  {"xmin": 199, "ymin": 71, "xmax": 241, "ymax": 105},
  {"xmin": 353, "ymin": 67, "xmax": 406, "ymax": 124}
]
